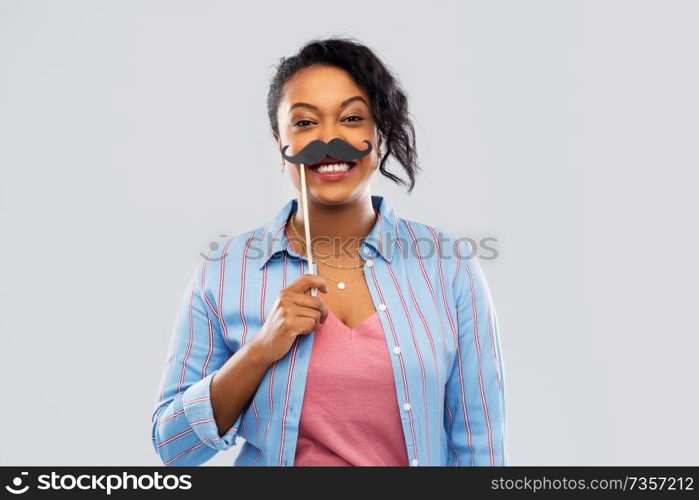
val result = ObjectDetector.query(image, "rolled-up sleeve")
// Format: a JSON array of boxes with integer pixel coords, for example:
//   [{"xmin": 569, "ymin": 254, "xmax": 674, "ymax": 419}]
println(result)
[
  {"xmin": 444, "ymin": 237, "xmax": 508, "ymax": 466},
  {"xmin": 151, "ymin": 257, "xmax": 243, "ymax": 466}
]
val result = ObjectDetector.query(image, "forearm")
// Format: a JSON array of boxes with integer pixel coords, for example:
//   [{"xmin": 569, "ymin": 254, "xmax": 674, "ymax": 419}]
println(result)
[{"xmin": 210, "ymin": 338, "xmax": 272, "ymax": 437}]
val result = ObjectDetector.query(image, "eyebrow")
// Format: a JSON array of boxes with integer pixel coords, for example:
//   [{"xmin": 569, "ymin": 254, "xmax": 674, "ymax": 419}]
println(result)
[{"xmin": 288, "ymin": 95, "xmax": 369, "ymax": 113}]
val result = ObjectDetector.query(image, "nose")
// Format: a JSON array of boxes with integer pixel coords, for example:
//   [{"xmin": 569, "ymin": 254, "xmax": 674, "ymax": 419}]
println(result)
[{"xmin": 317, "ymin": 122, "xmax": 345, "ymax": 145}]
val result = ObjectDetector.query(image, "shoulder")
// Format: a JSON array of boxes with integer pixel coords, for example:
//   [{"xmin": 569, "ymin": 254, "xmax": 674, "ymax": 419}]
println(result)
[
  {"xmin": 394, "ymin": 216, "xmax": 463, "ymax": 258},
  {"xmin": 199, "ymin": 222, "xmax": 269, "ymax": 270},
  {"xmin": 194, "ymin": 223, "xmax": 269, "ymax": 300},
  {"xmin": 395, "ymin": 216, "xmax": 481, "ymax": 287},
  {"xmin": 394, "ymin": 216, "xmax": 436, "ymax": 236},
  {"xmin": 393, "ymin": 217, "xmax": 464, "ymax": 278},
  {"xmin": 199, "ymin": 225, "xmax": 271, "ymax": 293}
]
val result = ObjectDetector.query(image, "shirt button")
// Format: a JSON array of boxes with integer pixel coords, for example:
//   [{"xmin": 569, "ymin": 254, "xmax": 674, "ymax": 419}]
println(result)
[
  {"xmin": 378, "ymin": 303, "xmax": 387, "ymax": 311},
  {"xmin": 393, "ymin": 346, "xmax": 402, "ymax": 354},
  {"xmin": 365, "ymin": 258, "xmax": 373, "ymax": 267},
  {"xmin": 411, "ymin": 458, "xmax": 419, "ymax": 466},
  {"xmin": 403, "ymin": 402, "xmax": 411, "ymax": 411}
]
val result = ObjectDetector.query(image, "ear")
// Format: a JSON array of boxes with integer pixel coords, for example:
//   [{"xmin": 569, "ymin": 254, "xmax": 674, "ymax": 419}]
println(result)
[{"xmin": 273, "ymin": 132, "xmax": 282, "ymax": 152}]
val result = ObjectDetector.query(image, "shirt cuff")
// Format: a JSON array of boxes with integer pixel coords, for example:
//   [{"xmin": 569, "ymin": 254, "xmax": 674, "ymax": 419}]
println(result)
[{"xmin": 182, "ymin": 370, "xmax": 242, "ymax": 451}]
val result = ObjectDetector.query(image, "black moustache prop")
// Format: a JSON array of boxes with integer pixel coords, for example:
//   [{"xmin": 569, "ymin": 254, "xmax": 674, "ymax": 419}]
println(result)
[{"xmin": 281, "ymin": 138, "xmax": 373, "ymax": 165}]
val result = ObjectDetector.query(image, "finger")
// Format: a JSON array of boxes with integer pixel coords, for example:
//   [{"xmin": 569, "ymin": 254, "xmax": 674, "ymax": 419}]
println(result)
[
  {"xmin": 289, "ymin": 273, "xmax": 329, "ymax": 294},
  {"xmin": 292, "ymin": 304, "xmax": 322, "ymax": 323},
  {"xmin": 289, "ymin": 293, "xmax": 329, "ymax": 323},
  {"xmin": 295, "ymin": 316, "xmax": 318, "ymax": 336}
]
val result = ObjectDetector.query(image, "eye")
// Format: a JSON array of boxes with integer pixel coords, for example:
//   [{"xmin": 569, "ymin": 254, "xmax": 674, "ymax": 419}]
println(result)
[
  {"xmin": 343, "ymin": 115, "xmax": 363, "ymax": 123},
  {"xmin": 294, "ymin": 119, "xmax": 315, "ymax": 128}
]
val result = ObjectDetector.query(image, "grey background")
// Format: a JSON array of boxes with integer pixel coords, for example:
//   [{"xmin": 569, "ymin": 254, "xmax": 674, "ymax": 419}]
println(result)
[{"xmin": 1, "ymin": 0, "xmax": 697, "ymax": 466}]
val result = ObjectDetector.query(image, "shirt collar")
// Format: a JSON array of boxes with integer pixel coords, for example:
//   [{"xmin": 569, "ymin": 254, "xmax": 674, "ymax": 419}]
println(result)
[{"xmin": 256, "ymin": 194, "xmax": 399, "ymax": 270}]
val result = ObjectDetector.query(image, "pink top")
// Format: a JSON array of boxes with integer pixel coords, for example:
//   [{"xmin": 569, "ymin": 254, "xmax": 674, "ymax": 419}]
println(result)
[{"xmin": 293, "ymin": 307, "xmax": 410, "ymax": 466}]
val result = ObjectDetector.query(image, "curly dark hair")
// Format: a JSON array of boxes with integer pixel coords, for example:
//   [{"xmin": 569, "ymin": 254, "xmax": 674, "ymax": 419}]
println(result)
[{"xmin": 267, "ymin": 35, "xmax": 420, "ymax": 193}]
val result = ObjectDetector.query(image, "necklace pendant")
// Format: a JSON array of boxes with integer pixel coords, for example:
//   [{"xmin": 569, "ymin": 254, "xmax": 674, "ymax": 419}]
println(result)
[{"xmin": 337, "ymin": 282, "xmax": 346, "ymax": 290}]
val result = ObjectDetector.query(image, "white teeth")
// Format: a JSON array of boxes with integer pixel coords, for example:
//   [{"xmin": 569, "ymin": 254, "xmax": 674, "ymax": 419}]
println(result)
[{"xmin": 313, "ymin": 162, "xmax": 352, "ymax": 173}]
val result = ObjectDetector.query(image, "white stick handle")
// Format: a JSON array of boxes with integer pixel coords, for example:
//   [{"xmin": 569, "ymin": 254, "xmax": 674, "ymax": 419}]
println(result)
[{"xmin": 299, "ymin": 163, "xmax": 318, "ymax": 296}]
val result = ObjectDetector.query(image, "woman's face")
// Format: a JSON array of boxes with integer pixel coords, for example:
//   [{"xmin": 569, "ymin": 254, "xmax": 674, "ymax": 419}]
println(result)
[{"xmin": 276, "ymin": 64, "xmax": 381, "ymax": 205}]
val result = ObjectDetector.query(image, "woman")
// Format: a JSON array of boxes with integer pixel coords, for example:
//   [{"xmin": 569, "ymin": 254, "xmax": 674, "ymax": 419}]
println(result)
[{"xmin": 151, "ymin": 36, "xmax": 507, "ymax": 467}]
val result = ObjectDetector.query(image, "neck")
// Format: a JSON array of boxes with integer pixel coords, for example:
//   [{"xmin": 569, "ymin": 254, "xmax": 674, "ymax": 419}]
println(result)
[{"xmin": 290, "ymin": 193, "xmax": 377, "ymax": 254}]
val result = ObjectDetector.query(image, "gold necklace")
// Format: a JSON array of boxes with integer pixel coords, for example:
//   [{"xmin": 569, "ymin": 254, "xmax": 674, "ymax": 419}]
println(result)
[
  {"xmin": 288, "ymin": 212, "xmax": 364, "ymax": 270},
  {"xmin": 287, "ymin": 211, "xmax": 367, "ymax": 289},
  {"xmin": 316, "ymin": 267, "xmax": 366, "ymax": 290}
]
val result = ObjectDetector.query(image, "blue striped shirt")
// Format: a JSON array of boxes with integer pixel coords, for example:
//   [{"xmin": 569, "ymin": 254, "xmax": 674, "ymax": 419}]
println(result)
[{"xmin": 151, "ymin": 194, "xmax": 507, "ymax": 466}]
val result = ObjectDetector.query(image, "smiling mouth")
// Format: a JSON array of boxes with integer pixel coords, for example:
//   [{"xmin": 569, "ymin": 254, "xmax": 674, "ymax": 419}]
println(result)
[{"xmin": 308, "ymin": 160, "xmax": 358, "ymax": 173}]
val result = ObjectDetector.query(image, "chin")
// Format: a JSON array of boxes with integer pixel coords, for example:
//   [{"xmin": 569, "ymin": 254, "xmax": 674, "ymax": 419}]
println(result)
[{"xmin": 307, "ymin": 186, "xmax": 362, "ymax": 206}]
